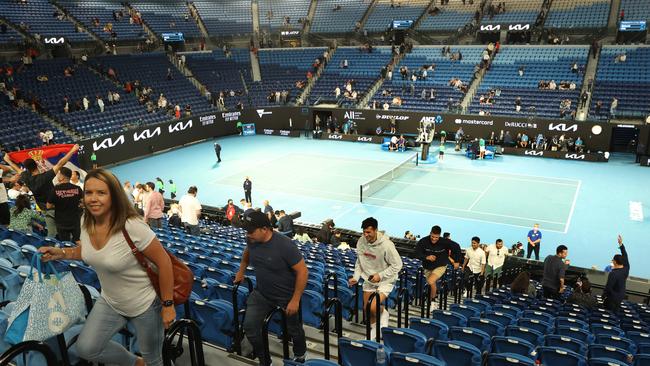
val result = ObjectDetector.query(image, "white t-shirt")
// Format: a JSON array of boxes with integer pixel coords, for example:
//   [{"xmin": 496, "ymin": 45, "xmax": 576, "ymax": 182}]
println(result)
[
  {"xmin": 0, "ymin": 184, "xmax": 7, "ymax": 204},
  {"xmin": 485, "ymin": 244, "xmax": 507, "ymax": 268},
  {"xmin": 465, "ymin": 247, "xmax": 486, "ymax": 274},
  {"xmin": 179, "ymin": 194, "xmax": 201, "ymax": 225},
  {"xmin": 80, "ymin": 218, "xmax": 156, "ymax": 317}
]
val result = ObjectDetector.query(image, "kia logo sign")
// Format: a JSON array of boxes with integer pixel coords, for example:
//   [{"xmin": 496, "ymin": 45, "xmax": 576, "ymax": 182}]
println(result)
[
  {"xmin": 508, "ymin": 24, "xmax": 530, "ymax": 31},
  {"xmin": 168, "ymin": 120, "xmax": 193, "ymax": 133},
  {"xmin": 132, "ymin": 127, "xmax": 161, "ymax": 142},
  {"xmin": 480, "ymin": 25, "xmax": 501, "ymax": 31},
  {"xmin": 328, "ymin": 134, "xmax": 342, "ymax": 140},
  {"xmin": 357, "ymin": 136, "xmax": 373, "ymax": 142},
  {"xmin": 44, "ymin": 37, "xmax": 65, "ymax": 44},
  {"xmin": 548, "ymin": 123, "xmax": 578, "ymax": 132},
  {"xmin": 93, "ymin": 135, "xmax": 125, "ymax": 151},
  {"xmin": 565, "ymin": 153, "xmax": 585, "ymax": 160},
  {"xmin": 524, "ymin": 150, "xmax": 544, "ymax": 156}
]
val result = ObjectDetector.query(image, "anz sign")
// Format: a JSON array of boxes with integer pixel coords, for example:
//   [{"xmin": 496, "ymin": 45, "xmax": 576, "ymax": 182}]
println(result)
[
  {"xmin": 44, "ymin": 37, "xmax": 65, "ymax": 45},
  {"xmin": 92, "ymin": 135, "xmax": 125, "ymax": 151}
]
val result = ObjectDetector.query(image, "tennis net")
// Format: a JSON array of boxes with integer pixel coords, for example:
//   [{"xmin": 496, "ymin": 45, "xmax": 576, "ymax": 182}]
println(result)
[{"xmin": 359, "ymin": 153, "xmax": 419, "ymax": 202}]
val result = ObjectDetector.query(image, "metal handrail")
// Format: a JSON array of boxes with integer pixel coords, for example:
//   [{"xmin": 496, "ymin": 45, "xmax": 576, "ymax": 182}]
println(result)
[
  {"xmin": 163, "ymin": 319, "xmax": 205, "ymax": 366},
  {"xmin": 365, "ymin": 291, "xmax": 381, "ymax": 342},
  {"xmin": 0, "ymin": 341, "xmax": 57, "ymax": 366},
  {"xmin": 322, "ymin": 298, "xmax": 343, "ymax": 361},
  {"xmin": 233, "ymin": 277, "xmax": 254, "ymax": 355},
  {"xmin": 261, "ymin": 306, "xmax": 290, "ymax": 363}
]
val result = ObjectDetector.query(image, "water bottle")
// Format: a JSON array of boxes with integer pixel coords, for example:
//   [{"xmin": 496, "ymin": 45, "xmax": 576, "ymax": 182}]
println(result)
[{"xmin": 375, "ymin": 344, "xmax": 386, "ymax": 366}]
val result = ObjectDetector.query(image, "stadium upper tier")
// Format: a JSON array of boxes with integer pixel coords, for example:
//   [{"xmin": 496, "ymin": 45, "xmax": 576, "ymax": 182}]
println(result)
[
  {"xmin": 590, "ymin": 45, "xmax": 650, "ymax": 120},
  {"xmin": 469, "ymin": 46, "xmax": 589, "ymax": 119}
]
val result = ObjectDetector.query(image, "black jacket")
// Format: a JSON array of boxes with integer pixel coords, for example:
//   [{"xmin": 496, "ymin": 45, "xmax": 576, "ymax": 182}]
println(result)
[
  {"xmin": 604, "ymin": 245, "xmax": 629, "ymax": 304},
  {"xmin": 243, "ymin": 179, "xmax": 251, "ymax": 191},
  {"xmin": 414, "ymin": 237, "xmax": 462, "ymax": 270}
]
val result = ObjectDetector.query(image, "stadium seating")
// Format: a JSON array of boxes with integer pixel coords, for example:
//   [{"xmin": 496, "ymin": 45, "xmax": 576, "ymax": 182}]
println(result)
[
  {"xmin": 309, "ymin": 46, "xmax": 393, "ymax": 107},
  {"xmin": 132, "ymin": 1, "xmax": 201, "ymax": 38},
  {"xmin": 481, "ymin": 0, "xmax": 544, "ymax": 25},
  {"xmin": 469, "ymin": 46, "xmax": 589, "ymax": 119},
  {"xmin": 619, "ymin": 0, "xmax": 650, "ymax": 23},
  {"xmin": 371, "ymin": 46, "xmax": 482, "ymax": 112},
  {"xmin": 249, "ymin": 48, "xmax": 326, "ymax": 107},
  {"xmin": 184, "ymin": 49, "xmax": 252, "ymax": 110},
  {"xmin": 258, "ymin": 0, "xmax": 310, "ymax": 32},
  {"xmin": 0, "ymin": 24, "xmax": 23, "ymax": 45},
  {"xmin": 193, "ymin": 0, "xmax": 252, "ymax": 36},
  {"xmin": 91, "ymin": 53, "xmax": 214, "ymax": 116},
  {"xmin": 419, "ymin": 2, "xmax": 479, "ymax": 31},
  {"xmin": 0, "ymin": 0, "xmax": 92, "ymax": 42},
  {"xmin": 0, "ymin": 106, "xmax": 70, "ymax": 150},
  {"xmin": 590, "ymin": 46, "xmax": 650, "ymax": 120},
  {"xmin": 310, "ymin": 0, "xmax": 371, "ymax": 33},
  {"xmin": 364, "ymin": 0, "xmax": 430, "ymax": 33},
  {"xmin": 545, "ymin": 0, "xmax": 611, "ymax": 29},
  {"xmin": 12, "ymin": 58, "xmax": 166, "ymax": 138},
  {"xmin": 57, "ymin": 1, "xmax": 147, "ymax": 42}
]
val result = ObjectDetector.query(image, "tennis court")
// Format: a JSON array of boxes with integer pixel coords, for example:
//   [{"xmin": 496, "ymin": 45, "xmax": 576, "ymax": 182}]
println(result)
[{"xmin": 213, "ymin": 152, "xmax": 580, "ymax": 233}]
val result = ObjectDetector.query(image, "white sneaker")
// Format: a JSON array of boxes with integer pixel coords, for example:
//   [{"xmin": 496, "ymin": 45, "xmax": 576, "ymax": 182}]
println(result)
[
  {"xmin": 430, "ymin": 301, "xmax": 438, "ymax": 311},
  {"xmin": 380, "ymin": 309, "xmax": 390, "ymax": 329},
  {"xmin": 370, "ymin": 324, "xmax": 376, "ymax": 338}
]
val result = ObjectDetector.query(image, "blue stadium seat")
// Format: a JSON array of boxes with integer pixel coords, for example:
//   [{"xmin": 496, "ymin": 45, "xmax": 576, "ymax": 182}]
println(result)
[
  {"xmin": 537, "ymin": 347, "xmax": 588, "ymax": 366},
  {"xmin": 432, "ymin": 340, "xmax": 482, "ymax": 366},
  {"xmin": 595, "ymin": 335, "xmax": 637, "ymax": 354},
  {"xmin": 506, "ymin": 326, "xmax": 544, "ymax": 346},
  {"xmin": 468, "ymin": 317, "xmax": 505, "ymax": 337},
  {"xmin": 634, "ymin": 355, "xmax": 650, "ymax": 366},
  {"xmin": 588, "ymin": 344, "xmax": 632, "ymax": 365},
  {"xmin": 382, "ymin": 327, "xmax": 428, "ymax": 354},
  {"xmin": 591, "ymin": 324, "xmax": 625, "ymax": 338},
  {"xmin": 485, "ymin": 311, "xmax": 516, "ymax": 327},
  {"xmin": 487, "ymin": 353, "xmax": 536, "ymax": 366},
  {"xmin": 301, "ymin": 290, "xmax": 325, "ymax": 328},
  {"xmin": 449, "ymin": 326, "xmax": 491, "ymax": 352},
  {"xmin": 338, "ymin": 338, "xmax": 392, "ymax": 366},
  {"xmin": 518, "ymin": 318, "xmax": 554, "ymax": 334},
  {"xmin": 557, "ymin": 325, "xmax": 596, "ymax": 344},
  {"xmin": 431, "ymin": 310, "xmax": 468, "ymax": 328},
  {"xmin": 390, "ymin": 352, "xmax": 446, "ymax": 366},
  {"xmin": 557, "ymin": 317, "xmax": 590, "ymax": 330},
  {"xmin": 545, "ymin": 334, "xmax": 588, "ymax": 354},
  {"xmin": 284, "ymin": 359, "xmax": 338, "ymax": 366},
  {"xmin": 523, "ymin": 310, "xmax": 555, "ymax": 324},
  {"xmin": 491, "ymin": 336, "xmax": 536, "ymax": 359},
  {"xmin": 192, "ymin": 299, "xmax": 235, "ymax": 350},
  {"xmin": 450, "ymin": 304, "xmax": 481, "ymax": 319},
  {"xmin": 409, "ymin": 317, "xmax": 449, "ymax": 341}
]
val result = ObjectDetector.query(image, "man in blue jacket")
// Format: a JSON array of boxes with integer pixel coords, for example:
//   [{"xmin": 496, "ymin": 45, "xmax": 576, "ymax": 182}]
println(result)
[{"xmin": 603, "ymin": 235, "xmax": 629, "ymax": 313}]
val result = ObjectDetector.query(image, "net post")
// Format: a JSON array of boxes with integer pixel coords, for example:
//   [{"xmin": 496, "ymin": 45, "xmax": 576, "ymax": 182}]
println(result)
[
  {"xmin": 415, "ymin": 152, "xmax": 419, "ymax": 166},
  {"xmin": 359, "ymin": 185, "xmax": 363, "ymax": 203}
]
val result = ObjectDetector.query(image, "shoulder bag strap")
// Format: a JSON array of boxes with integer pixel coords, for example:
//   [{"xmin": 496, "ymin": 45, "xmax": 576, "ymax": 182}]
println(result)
[{"xmin": 122, "ymin": 228, "xmax": 151, "ymax": 271}]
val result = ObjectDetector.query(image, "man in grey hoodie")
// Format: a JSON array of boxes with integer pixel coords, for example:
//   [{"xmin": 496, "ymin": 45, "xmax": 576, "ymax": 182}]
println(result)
[{"xmin": 348, "ymin": 217, "xmax": 403, "ymax": 333}]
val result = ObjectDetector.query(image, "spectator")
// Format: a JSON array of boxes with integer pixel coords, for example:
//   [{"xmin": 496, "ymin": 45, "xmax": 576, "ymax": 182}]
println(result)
[
  {"xmin": 526, "ymin": 223, "xmax": 542, "ymax": 260},
  {"xmin": 610, "ymin": 97, "xmax": 618, "ymax": 118},
  {"xmin": 414, "ymin": 225, "xmax": 461, "ymax": 308},
  {"xmin": 276, "ymin": 210, "xmax": 294, "ymax": 235},
  {"xmin": 46, "ymin": 167, "xmax": 83, "ymax": 243},
  {"xmin": 97, "ymin": 95, "xmax": 105, "ymax": 112},
  {"xmin": 293, "ymin": 228, "xmax": 311, "ymax": 243},
  {"xmin": 348, "ymin": 217, "xmax": 403, "ymax": 333},
  {"xmin": 510, "ymin": 242, "xmax": 524, "ymax": 257},
  {"xmin": 236, "ymin": 211, "xmax": 308, "ymax": 365},
  {"xmin": 7, "ymin": 180, "xmax": 29, "ymax": 200},
  {"xmin": 5, "ymin": 145, "xmax": 79, "ymax": 238},
  {"xmin": 82, "ymin": 95, "xmax": 89, "ymax": 110},
  {"xmin": 404, "ymin": 231, "xmax": 417, "ymax": 240},
  {"xmin": 568, "ymin": 277, "xmax": 598, "ymax": 310},
  {"xmin": 243, "ymin": 177, "xmax": 252, "ymax": 203},
  {"xmin": 541, "ymin": 245, "xmax": 569, "ymax": 299},
  {"xmin": 39, "ymin": 169, "xmax": 175, "ymax": 366},
  {"xmin": 262, "ymin": 199, "xmax": 274, "ymax": 225},
  {"xmin": 510, "ymin": 271, "xmax": 536, "ymax": 296},
  {"xmin": 143, "ymin": 182, "xmax": 164, "ymax": 229},
  {"xmin": 178, "ymin": 186, "xmax": 202, "ymax": 235},
  {"xmin": 8, "ymin": 194, "xmax": 44, "ymax": 233},
  {"xmin": 485, "ymin": 239, "xmax": 506, "ymax": 279},
  {"xmin": 317, "ymin": 219, "xmax": 335, "ymax": 244},
  {"xmin": 462, "ymin": 237, "xmax": 486, "ymax": 295},
  {"xmin": 603, "ymin": 235, "xmax": 629, "ymax": 313}
]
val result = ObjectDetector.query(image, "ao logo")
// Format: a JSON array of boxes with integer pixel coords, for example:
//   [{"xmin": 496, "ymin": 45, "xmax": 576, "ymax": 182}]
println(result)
[
  {"xmin": 132, "ymin": 127, "xmax": 161, "ymax": 141},
  {"xmin": 44, "ymin": 37, "xmax": 65, "ymax": 44},
  {"xmin": 548, "ymin": 123, "xmax": 578, "ymax": 132},
  {"xmin": 525, "ymin": 150, "xmax": 544, "ymax": 156},
  {"xmin": 168, "ymin": 120, "xmax": 192, "ymax": 133},
  {"xmin": 48, "ymin": 291, "xmax": 70, "ymax": 333},
  {"xmin": 92, "ymin": 135, "xmax": 124, "ymax": 151}
]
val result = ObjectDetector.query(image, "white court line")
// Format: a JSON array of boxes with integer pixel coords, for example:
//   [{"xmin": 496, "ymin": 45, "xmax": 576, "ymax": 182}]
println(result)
[
  {"xmin": 467, "ymin": 177, "xmax": 498, "ymax": 211},
  {"xmin": 564, "ymin": 180, "xmax": 582, "ymax": 233},
  {"xmin": 365, "ymin": 195, "xmax": 566, "ymax": 225}
]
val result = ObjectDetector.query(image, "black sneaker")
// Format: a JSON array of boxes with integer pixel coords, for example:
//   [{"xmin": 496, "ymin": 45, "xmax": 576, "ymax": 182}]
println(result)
[{"xmin": 292, "ymin": 354, "xmax": 306, "ymax": 363}]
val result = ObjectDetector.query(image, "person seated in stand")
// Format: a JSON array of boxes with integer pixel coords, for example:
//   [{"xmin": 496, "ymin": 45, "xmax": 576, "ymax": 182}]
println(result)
[
  {"xmin": 389, "ymin": 135, "xmax": 398, "ymax": 151},
  {"xmin": 568, "ymin": 277, "xmax": 597, "ymax": 310},
  {"xmin": 575, "ymin": 137, "xmax": 584, "ymax": 153},
  {"xmin": 397, "ymin": 135, "xmax": 406, "ymax": 151},
  {"xmin": 520, "ymin": 133, "xmax": 529, "ymax": 148},
  {"xmin": 550, "ymin": 135, "xmax": 560, "ymax": 151}
]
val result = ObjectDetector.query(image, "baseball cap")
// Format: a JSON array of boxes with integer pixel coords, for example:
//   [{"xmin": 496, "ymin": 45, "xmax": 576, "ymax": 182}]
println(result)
[{"xmin": 242, "ymin": 211, "xmax": 271, "ymax": 233}]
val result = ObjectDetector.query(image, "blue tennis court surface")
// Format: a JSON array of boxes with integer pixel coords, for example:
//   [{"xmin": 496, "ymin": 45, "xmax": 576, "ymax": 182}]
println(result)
[{"xmin": 110, "ymin": 134, "xmax": 650, "ymax": 278}]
